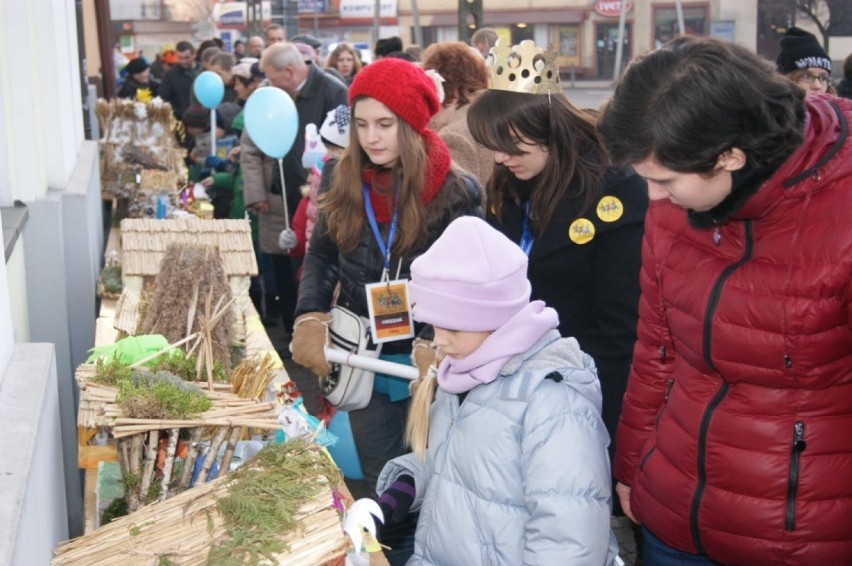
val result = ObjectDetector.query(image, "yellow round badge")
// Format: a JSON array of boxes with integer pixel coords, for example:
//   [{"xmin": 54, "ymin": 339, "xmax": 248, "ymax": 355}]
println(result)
[
  {"xmin": 569, "ymin": 218, "xmax": 595, "ymax": 245},
  {"xmin": 596, "ymin": 196, "xmax": 624, "ymax": 222}
]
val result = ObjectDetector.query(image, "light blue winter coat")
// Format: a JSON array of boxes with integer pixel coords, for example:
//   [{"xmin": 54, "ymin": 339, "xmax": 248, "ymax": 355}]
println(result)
[{"xmin": 378, "ymin": 330, "xmax": 619, "ymax": 565}]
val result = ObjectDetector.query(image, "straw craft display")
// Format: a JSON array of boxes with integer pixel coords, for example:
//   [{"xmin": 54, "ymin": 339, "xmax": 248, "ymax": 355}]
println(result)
[
  {"xmin": 76, "ymin": 364, "xmax": 281, "ymax": 438},
  {"xmin": 115, "ymin": 218, "xmax": 257, "ymax": 339},
  {"xmin": 95, "ymin": 97, "xmax": 185, "ymax": 208},
  {"xmin": 53, "ymin": 441, "xmax": 348, "ymax": 566}
]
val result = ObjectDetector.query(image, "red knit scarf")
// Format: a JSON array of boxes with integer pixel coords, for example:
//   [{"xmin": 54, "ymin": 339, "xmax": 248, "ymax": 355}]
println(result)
[{"xmin": 360, "ymin": 129, "xmax": 452, "ymax": 222}]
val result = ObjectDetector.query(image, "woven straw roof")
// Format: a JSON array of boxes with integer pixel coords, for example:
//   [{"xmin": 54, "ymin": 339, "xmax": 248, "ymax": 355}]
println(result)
[{"xmin": 120, "ymin": 218, "xmax": 258, "ymax": 276}]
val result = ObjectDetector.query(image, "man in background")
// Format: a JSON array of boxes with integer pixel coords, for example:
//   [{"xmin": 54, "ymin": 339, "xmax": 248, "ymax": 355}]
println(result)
[
  {"xmin": 265, "ymin": 24, "xmax": 285, "ymax": 45},
  {"xmin": 241, "ymin": 43, "xmax": 347, "ymax": 335},
  {"xmin": 471, "ymin": 27, "xmax": 498, "ymax": 57},
  {"xmin": 159, "ymin": 40, "xmax": 198, "ymax": 120},
  {"xmin": 246, "ymin": 36, "xmax": 265, "ymax": 58}
]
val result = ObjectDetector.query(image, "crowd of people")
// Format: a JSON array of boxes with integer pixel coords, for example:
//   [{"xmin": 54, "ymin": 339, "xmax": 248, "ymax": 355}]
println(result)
[{"xmin": 115, "ymin": 24, "xmax": 851, "ymax": 566}]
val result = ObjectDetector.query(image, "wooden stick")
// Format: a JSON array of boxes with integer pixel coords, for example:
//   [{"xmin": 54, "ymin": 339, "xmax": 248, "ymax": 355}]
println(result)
[
  {"xmin": 139, "ymin": 430, "xmax": 158, "ymax": 503},
  {"xmin": 219, "ymin": 426, "xmax": 243, "ymax": 475},
  {"xmin": 130, "ymin": 433, "xmax": 144, "ymax": 510},
  {"xmin": 178, "ymin": 427, "xmax": 204, "ymax": 491},
  {"xmin": 159, "ymin": 428, "xmax": 180, "ymax": 501},
  {"xmin": 199, "ymin": 426, "xmax": 229, "ymax": 483}
]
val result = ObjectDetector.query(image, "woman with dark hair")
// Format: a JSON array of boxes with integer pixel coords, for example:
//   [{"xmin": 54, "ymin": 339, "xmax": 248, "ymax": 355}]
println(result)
[
  {"xmin": 326, "ymin": 43, "xmax": 362, "ymax": 86},
  {"xmin": 421, "ymin": 41, "xmax": 493, "ymax": 189},
  {"xmin": 599, "ymin": 35, "xmax": 852, "ymax": 564},
  {"xmin": 467, "ymin": 40, "xmax": 647, "ymax": 518},
  {"xmin": 291, "ymin": 58, "xmax": 481, "ymax": 565}
]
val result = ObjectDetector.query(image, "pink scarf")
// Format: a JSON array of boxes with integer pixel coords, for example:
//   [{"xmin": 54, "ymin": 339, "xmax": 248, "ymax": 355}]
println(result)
[{"xmin": 437, "ymin": 301, "xmax": 559, "ymax": 394}]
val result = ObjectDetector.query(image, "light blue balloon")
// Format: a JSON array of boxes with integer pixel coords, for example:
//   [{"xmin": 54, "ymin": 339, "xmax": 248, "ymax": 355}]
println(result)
[
  {"xmin": 193, "ymin": 71, "xmax": 224, "ymax": 109},
  {"xmin": 326, "ymin": 411, "xmax": 364, "ymax": 480},
  {"xmin": 244, "ymin": 87, "xmax": 299, "ymax": 159}
]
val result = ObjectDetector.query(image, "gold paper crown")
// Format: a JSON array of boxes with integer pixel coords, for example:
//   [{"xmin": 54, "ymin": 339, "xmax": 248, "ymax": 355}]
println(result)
[{"xmin": 486, "ymin": 40, "xmax": 561, "ymax": 95}]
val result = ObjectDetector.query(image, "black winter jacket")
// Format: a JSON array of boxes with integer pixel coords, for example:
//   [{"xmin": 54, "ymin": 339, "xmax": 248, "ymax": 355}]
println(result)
[
  {"xmin": 297, "ymin": 164, "xmax": 482, "ymax": 354},
  {"xmin": 487, "ymin": 166, "xmax": 647, "ymax": 437}
]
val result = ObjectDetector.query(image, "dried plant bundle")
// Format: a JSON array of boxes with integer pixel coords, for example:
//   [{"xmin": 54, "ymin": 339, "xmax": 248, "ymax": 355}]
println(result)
[{"xmin": 140, "ymin": 243, "xmax": 236, "ymax": 374}]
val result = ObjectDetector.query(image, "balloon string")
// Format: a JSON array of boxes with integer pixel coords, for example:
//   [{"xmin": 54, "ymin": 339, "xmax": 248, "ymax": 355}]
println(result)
[
  {"xmin": 277, "ymin": 158, "xmax": 290, "ymax": 230},
  {"xmin": 209, "ymin": 109, "xmax": 216, "ymax": 156}
]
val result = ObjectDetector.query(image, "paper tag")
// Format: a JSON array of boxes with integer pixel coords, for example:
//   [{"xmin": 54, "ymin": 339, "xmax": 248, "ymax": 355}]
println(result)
[{"xmin": 365, "ymin": 279, "xmax": 415, "ymax": 344}]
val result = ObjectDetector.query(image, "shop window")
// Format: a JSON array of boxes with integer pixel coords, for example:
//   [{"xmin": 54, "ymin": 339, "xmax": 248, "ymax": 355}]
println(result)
[
  {"xmin": 557, "ymin": 25, "xmax": 580, "ymax": 68},
  {"xmin": 654, "ymin": 5, "xmax": 708, "ymax": 47}
]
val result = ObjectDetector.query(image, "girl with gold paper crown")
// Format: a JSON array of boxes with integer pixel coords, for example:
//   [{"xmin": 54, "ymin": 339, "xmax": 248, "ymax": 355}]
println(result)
[{"xmin": 467, "ymin": 40, "xmax": 648, "ymax": 521}]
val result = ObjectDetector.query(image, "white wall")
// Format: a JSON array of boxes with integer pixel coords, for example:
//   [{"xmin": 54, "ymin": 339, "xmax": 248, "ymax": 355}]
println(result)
[{"xmin": 0, "ymin": 0, "xmax": 102, "ymax": 543}]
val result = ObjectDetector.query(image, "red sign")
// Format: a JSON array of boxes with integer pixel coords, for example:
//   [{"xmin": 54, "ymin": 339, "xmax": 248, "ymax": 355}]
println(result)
[{"xmin": 594, "ymin": 0, "xmax": 632, "ymax": 17}]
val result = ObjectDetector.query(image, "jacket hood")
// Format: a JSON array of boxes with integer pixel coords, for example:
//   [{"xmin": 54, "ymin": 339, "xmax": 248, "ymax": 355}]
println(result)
[
  {"xmin": 498, "ymin": 330, "xmax": 602, "ymax": 413},
  {"xmin": 737, "ymin": 94, "xmax": 851, "ymax": 218}
]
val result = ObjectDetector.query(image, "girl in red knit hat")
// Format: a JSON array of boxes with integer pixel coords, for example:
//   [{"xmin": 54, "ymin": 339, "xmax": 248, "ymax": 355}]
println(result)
[{"xmin": 290, "ymin": 57, "xmax": 482, "ymax": 565}]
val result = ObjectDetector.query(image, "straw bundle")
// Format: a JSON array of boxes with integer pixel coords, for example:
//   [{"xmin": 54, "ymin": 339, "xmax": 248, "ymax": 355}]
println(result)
[{"xmin": 53, "ymin": 442, "xmax": 348, "ymax": 565}]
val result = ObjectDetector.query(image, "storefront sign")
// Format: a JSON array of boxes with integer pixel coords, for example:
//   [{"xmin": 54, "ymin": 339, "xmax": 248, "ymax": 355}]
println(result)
[
  {"xmin": 593, "ymin": 1, "xmax": 632, "ymax": 17},
  {"xmin": 340, "ymin": 0, "xmax": 397, "ymax": 20},
  {"xmin": 298, "ymin": 0, "xmax": 328, "ymax": 13},
  {"xmin": 710, "ymin": 20, "xmax": 736, "ymax": 42},
  {"xmin": 214, "ymin": 1, "xmax": 271, "ymax": 29}
]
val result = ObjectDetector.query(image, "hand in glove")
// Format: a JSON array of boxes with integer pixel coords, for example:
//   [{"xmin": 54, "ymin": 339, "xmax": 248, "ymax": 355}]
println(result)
[
  {"xmin": 278, "ymin": 228, "xmax": 298, "ymax": 252},
  {"xmin": 376, "ymin": 475, "xmax": 415, "ymax": 526},
  {"xmin": 290, "ymin": 312, "xmax": 332, "ymax": 377},
  {"xmin": 411, "ymin": 338, "xmax": 439, "ymax": 377}
]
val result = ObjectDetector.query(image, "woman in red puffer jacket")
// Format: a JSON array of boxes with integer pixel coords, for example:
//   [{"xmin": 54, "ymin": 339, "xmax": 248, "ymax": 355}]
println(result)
[{"xmin": 599, "ymin": 35, "xmax": 852, "ymax": 565}]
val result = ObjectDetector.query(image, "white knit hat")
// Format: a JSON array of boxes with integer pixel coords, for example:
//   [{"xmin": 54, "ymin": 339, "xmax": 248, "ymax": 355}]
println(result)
[{"xmin": 319, "ymin": 104, "xmax": 350, "ymax": 149}]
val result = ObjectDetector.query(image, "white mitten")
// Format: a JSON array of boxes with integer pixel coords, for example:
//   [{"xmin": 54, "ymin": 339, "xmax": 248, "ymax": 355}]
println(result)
[{"xmin": 278, "ymin": 228, "xmax": 298, "ymax": 251}]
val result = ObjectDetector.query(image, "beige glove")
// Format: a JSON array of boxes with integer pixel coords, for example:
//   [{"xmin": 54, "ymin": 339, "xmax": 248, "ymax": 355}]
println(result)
[
  {"xmin": 291, "ymin": 312, "xmax": 332, "ymax": 377},
  {"xmin": 411, "ymin": 338, "xmax": 438, "ymax": 378}
]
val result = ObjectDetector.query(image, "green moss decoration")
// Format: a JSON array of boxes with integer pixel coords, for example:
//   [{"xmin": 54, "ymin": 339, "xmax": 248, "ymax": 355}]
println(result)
[
  {"xmin": 149, "ymin": 352, "xmax": 227, "ymax": 383},
  {"xmin": 117, "ymin": 370, "xmax": 212, "ymax": 419},
  {"xmin": 207, "ymin": 440, "xmax": 342, "ymax": 565},
  {"xmin": 100, "ymin": 496, "xmax": 129, "ymax": 526},
  {"xmin": 99, "ymin": 264, "xmax": 123, "ymax": 295},
  {"xmin": 93, "ymin": 354, "xmax": 133, "ymax": 387}
]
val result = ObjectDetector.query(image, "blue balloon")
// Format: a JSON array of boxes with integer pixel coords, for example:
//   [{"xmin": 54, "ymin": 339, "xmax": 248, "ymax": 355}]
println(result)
[
  {"xmin": 193, "ymin": 71, "xmax": 224, "ymax": 109},
  {"xmin": 326, "ymin": 411, "xmax": 364, "ymax": 480},
  {"xmin": 244, "ymin": 87, "xmax": 299, "ymax": 159}
]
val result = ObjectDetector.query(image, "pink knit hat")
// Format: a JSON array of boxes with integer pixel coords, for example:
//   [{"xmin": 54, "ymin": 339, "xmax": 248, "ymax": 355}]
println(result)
[
  {"xmin": 348, "ymin": 58, "xmax": 439, "ymax": 133},
  {"xmin": 410, "ymin": 217, "xmax": 531, "ymax": 332}
]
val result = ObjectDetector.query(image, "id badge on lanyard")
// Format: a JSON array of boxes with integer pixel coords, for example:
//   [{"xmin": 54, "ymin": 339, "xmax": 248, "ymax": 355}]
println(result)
[{"xmin": 363, "ymin": 184, "xmax": 415, "ymax": 344}]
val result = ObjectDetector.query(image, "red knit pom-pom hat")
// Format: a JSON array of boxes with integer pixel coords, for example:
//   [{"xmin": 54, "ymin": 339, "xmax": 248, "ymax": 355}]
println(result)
[{"xmin": 349, "ymin": 58, "xmax": 440, "ymax": 134}]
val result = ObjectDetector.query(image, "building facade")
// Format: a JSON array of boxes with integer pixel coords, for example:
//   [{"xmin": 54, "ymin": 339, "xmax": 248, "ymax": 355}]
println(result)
[{"xmin": 295, "ymin": 0, "xmax": 758, "ymax": 78}]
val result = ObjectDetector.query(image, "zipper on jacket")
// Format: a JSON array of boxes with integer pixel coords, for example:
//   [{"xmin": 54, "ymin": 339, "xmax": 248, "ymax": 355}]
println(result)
[
  {"xmin": 785, "ymin": 421, "xmax": 806, "ymax": 531},
  {"xmin": 639, "ymin": 379, "xmax": 676, "ymax": 471},
  {"xmin": 702, "ymin": 220, "xmax": 753, "ymax": 372},
  {"xmin": 689, "ymin": 382, "xmax": 730, "ymax": 554},
  {"xmin": 689, "ymin": 221, "xmax": 753, "ymax": 553},
  {"xmin": 655, "ymin": 379, "xmax": 675, "ymax": 428}
]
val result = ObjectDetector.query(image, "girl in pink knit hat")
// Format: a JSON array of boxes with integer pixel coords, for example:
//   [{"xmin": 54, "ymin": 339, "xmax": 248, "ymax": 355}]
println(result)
[
  {"xmin": 290, "ymin": 57, "xmax": 482, "ymax": 564},
  {"xmin": 375, "ymin": 216, "xmax": 620, "ymax": 565}
]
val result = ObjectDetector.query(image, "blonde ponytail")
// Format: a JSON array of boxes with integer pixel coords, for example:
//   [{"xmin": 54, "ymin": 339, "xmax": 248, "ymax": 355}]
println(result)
[{"xmin": 405, "ymin": 363, "xmax": 439, "ymax": 461}]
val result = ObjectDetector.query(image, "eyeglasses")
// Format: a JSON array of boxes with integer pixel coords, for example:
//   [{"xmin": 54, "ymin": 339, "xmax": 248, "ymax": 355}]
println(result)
[{"xmin": 799, "ymin": 72, "xmax": 830, "ymax": 86}]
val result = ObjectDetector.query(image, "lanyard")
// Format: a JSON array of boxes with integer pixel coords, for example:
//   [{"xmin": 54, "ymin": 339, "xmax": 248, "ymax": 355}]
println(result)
[
  {"xmin": 519, "ymin": 201, "xmax": 534, "ymax": 256},
  {"xmin": 363, "ymin": 183, "xmax": 399, "ymax": 280}
]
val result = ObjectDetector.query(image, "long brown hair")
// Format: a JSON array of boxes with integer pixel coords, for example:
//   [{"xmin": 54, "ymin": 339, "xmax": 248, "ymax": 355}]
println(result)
[
  {"xmin": 319, "ymin": 96, "xmax": 431, "ymax": 256},
  {"xmin": 326, "ymin": 43, "xmax": 363, "ymax": 78},
  {"xmin": 468, "ymin": 90, "xmax": 607, "ymax": 235}
]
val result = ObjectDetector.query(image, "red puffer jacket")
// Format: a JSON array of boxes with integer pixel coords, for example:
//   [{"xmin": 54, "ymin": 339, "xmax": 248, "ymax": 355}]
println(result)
[{"xmin": 615, "ymin": 94, "xmax": 852, "ymax": 565}]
